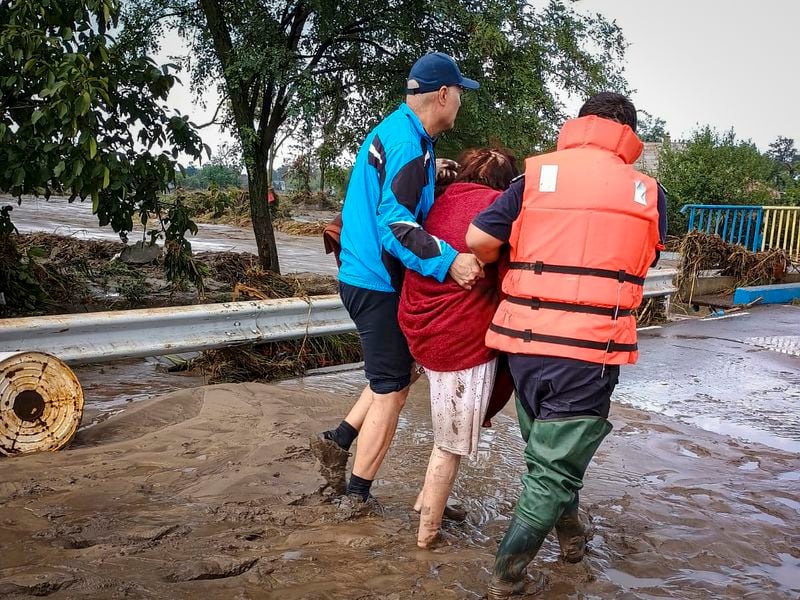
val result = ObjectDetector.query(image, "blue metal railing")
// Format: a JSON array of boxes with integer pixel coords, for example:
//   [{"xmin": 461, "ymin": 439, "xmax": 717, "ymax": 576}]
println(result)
[{"xmin": 680, "ymin": 204, "xmax": 764, "ymax": 251}]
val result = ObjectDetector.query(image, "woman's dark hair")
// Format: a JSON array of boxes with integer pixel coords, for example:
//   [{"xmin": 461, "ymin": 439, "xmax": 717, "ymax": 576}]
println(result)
[
  {"xmin": 578, "ymin": 92, "xmax": 637, "ymax": 132},
  {"xmin": 434, "ymin": 158, "xmax": 459, "ymax": 197},
  {"xmin": 454, "ymin": 147, "xmax": 519, "ymax": 191}
]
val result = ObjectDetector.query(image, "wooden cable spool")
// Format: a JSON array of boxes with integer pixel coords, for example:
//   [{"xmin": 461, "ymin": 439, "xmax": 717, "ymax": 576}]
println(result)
[{"xmin": 0, "ymin": 351, "xmax": 84, "ymax": 456}]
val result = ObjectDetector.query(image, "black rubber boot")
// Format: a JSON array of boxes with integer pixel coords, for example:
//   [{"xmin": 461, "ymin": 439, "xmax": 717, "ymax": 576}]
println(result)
[{"xmin": 488, "ymin": 516, "xmax": 548, "ymax": 599}]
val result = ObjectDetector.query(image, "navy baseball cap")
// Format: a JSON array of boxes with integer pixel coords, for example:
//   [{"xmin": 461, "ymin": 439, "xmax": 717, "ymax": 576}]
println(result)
[{"xmin": 406, "ymin": 52, "xmax": 479, "ymax": 94}]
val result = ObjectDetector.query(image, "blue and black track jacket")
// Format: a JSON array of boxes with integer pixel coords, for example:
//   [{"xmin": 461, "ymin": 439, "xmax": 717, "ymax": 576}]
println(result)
[{"xmin": 338, "ymin": 103, "xmax": 458, "ymax": 292}]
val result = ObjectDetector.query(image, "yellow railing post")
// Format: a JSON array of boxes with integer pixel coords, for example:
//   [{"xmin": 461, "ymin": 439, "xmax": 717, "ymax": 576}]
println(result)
[{"xmin": 761, "ymin": 206, "xmax": 800, "ymax": 260}]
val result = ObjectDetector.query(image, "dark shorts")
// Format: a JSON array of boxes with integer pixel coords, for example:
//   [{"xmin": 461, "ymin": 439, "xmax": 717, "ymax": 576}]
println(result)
[
  {"xmin": 340, "ymin": 282, "xmax": 413, "ymax": 394},
  {"xmin": 509, "ymin": 354, "xmax": 620, "ymax": 421}
]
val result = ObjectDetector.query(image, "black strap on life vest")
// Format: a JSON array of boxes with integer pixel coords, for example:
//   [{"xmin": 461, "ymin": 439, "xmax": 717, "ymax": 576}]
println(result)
[
  {"xmin": 505, "ymin": 295, "xmax": 632, "ymax": 319},
  {"xmin": 489, "ymin": 323, "xmax": 638, "ymax": 353},
  {"xmin": 508, "ymin": 261, "xmax": 646, "ymax": 286}
]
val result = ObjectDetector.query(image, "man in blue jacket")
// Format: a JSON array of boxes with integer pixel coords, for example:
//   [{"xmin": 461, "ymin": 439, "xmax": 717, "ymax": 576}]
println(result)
[{"xmin": 311, "ymin": 53, "xmax": 483, "ymax": 511}]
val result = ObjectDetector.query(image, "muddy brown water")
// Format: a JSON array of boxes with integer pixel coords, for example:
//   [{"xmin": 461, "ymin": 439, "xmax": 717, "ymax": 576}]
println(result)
[
  {"xmin": 2, "ymin": 352, "xmax": 794, "ymax": 598},
  {"xmin": 275, "ymin": 369, "xmax": 800, "ymax": 599}
]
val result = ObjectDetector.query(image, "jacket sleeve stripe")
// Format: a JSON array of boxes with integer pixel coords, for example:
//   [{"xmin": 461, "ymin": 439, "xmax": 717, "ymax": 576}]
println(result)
[{"xmin": 389, "ymin": 221, "xmax": 443, "ymax": 260}]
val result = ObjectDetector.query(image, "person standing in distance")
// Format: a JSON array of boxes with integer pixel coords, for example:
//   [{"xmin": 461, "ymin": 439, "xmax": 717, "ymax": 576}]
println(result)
[
  {"xmin": 467, "ymin": 92, "xmax": 666, "ymax": 597},
  {"xmin": 311, "ymin": 53, "xmax": 483, "ymax": 512}
]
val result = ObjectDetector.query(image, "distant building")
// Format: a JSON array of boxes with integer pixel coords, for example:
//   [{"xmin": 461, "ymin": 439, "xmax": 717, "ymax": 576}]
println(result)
[
  {"xmin": 635, "ymin": 141, "xmax": 665, "ymax": 176},
  {"xmin": 634, "ymin": 139, "xmax": 685, "ymax": 177}
]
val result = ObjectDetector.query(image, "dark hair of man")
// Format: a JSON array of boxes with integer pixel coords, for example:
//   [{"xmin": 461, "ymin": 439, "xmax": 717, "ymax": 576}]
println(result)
[
  {"xmin": 454, "ymin": 147, "xmax": 519, "ymax": 191},
  {"xmin": 578, "ymin": 92, "xmax": 637, "ymax": 132}
]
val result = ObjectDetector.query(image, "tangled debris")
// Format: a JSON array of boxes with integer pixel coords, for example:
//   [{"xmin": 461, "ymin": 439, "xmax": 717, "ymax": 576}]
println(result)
[
  {"xmin": 177, "ymin": 188, "xmax": 333, "ymax": 235},
  {"xmin": 190, "ymin": 261, "xmax": 344, "ymax": 382},
  {"xmin": 178, "ymin": 188, "xmax": 253, "ymax": 227},
  {"xmin": 633, "ymin": 297, "xmax": 667, "ymax": 328},
  {"xmin": 677, "ymin": 231, "xmax": 789, "ymax": 299},
  {"xmin": 194, "ymin": 334, "xmax": 362, "ymax": 384},
  {"xmin": 11, "ymin": 233, "xmax": 129, "ymax": 313},
  {"xmin": 5, "ymin": 233, "xmax": 338, "ymax": 316},
  {"xmin": 272, "ymin": 219, "xmax": 327, "ymax": 236},
  {"xmin": 193, "ymin": 252, "xmax": 337, "ymax": 298}
]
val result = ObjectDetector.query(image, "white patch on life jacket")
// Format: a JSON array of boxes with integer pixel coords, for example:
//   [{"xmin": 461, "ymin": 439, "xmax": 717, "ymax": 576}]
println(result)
[
  {"xmin": 539, "ymin": 165, "xmax": 558, "ymax": 192},
  {"xmin": 369, "ymin": 144, "xmax": 383, "ymax": 164},
  {"xmin": 634, "ymin": 180, "xmax": 648, "ymax": 206},
  {"xmin": 423, "ymin": 150, "xmax": 431, "ymax": 167}
]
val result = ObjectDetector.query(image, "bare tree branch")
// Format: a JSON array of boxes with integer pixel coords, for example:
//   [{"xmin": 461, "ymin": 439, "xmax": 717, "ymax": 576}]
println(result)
[{"xmin": 194, "ymin": 95, "xmax": 227, "ymax": 128}]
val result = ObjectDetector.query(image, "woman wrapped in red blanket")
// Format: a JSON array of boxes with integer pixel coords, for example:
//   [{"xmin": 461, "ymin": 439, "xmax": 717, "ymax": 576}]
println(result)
[{"xmin": 399, "ymin": 148, "xmax": 518, "ymax": 548}]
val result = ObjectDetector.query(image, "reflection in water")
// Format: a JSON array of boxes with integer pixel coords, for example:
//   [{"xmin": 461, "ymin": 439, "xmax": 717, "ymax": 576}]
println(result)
[
  {"xmin": 75, "ymin": 359, "xmax": 206, "ymax": 429},
  {"xmin": 614, "ymin": 368, "xmax": 800, "ymax": 454}
]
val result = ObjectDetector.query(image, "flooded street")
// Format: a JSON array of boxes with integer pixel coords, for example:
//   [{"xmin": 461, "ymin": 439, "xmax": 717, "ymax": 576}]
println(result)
[
  {"xmin": 1, "ymin": 306, "xmax": 797, "ymax": 598},
  {"xmin": 5, "ymin": 195, "xmax": 338, "ymax": 275},
  {"xmin": 622, "ymin": 305, "xmax": 800, "ymax": 453}
]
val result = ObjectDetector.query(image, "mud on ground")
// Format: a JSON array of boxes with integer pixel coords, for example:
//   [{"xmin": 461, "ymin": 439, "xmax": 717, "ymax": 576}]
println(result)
[{"xmin": 0, "ymin": 377, "xmax": 798, "ymax": 599}]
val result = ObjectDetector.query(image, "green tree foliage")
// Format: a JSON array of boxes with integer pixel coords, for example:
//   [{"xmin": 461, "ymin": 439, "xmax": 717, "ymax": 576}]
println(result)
[
  {"xmin": 0, "ymin": 0, "xmax": 208, "ymax": 292},
  {"xmin": 766, "ymin": 136, "xmax": 799, "ymax": 205},
  {"xmin": 178, "ymin": 163, "xmax": 241, "ymax": 189},
  {"xmin": 637, "ymin": 110, "xmax": 668, "ymax": 143},
  {"xmin": 658, "ymin": 127, "xmax": 777, "ymax": 235},
  {"xmin": 123, "ymin": 0, "xmax": 628, "ymax": 273},
  {"xmin": 0, "ymin": 206, "xmax": 46, "ymax": 315}
]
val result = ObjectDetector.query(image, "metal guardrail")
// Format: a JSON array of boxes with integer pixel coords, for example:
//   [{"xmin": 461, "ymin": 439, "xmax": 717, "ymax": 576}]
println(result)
[
  {"xmin": 644, "ymin": 268, "xmax": 678, "ymax": 299},
  {"xmin": 1, "ymin": 295, "xmax": 355, "ymax": 365},
  {"xmin": 681, "ymin": 204, "xmax": 764, "ymax": 251},
  {"xmin": 681, "ymin": 204, "xmax": 800, "ymax": 260},
  {"xmin": 0, "ymin": 269, "xmax": 677, "ymax": 365}
]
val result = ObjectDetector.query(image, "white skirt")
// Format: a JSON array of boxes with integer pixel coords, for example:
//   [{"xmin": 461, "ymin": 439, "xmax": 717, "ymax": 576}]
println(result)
[{"xmin": 425, "ymin": 358, "xmax": 497, "ymax": 460}]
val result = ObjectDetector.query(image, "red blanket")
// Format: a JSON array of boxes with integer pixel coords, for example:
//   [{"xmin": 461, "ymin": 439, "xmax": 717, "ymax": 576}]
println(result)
[
  {"xmin": 398, "ymin": 182, "xmax": 501, "ymax": 371},
  {"xmin": 398, "ymin": 182, "xmax": 515, "ymax": 423}
]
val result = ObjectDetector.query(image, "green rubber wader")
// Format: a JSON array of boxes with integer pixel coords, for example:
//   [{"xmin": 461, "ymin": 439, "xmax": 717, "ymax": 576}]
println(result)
[
  {"xmin": 492, "ymin": 515, "xmax": 549, "ymax": 586},
  {"xmin": 515, "ymin": 393, "xmax": 533, "ymax": 443},
  {"xmin": 515, "ymin": 416, "xmax": 612, "ymax": 536}
]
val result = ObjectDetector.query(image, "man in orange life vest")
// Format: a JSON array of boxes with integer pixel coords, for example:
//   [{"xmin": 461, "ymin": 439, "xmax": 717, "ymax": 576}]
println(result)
[{"xmin": 467, "ymin": 92, "xmax": 666, "ymax": 598}]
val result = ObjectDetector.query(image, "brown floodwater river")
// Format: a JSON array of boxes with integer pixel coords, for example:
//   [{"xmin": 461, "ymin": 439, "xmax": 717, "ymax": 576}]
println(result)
[{"xmin": 7, "ymin": 306, "xmax": 789, "ymax": 598}]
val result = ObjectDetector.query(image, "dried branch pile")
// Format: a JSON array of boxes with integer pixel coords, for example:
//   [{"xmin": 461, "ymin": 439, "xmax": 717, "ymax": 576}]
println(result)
[
  {"xmin": 677, "ymin": 231, "xmax": 788, "ymax": 298},
  {"xmin": 195, "ymin": 334, "xmax": 362, "ymax": 384},
  {"xmin": 272, "ymin": 219, "xmax": 327, "ymax": 236}
]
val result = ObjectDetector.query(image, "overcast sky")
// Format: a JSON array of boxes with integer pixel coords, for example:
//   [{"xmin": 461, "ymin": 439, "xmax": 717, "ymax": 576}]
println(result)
[
  {"xmin": 575, "ymin": 0, "xmax": 798, "ymax": 150},
  {"xmin": 159, "ymin": 0, "xmax": 799, "ymax": 161}
]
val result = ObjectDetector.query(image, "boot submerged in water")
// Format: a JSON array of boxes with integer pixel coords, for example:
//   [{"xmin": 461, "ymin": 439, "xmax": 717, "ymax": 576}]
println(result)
[
  {"xmin": 555, "ymin": 506, "xmax": 593, "ymax": 563},
  {"xmin": 488, "ymin": 516, "xmax": 549, "ymax": 598},
  {"xmin": 309, "ymin": 432, "xmax": 350, "ymax": 495}
]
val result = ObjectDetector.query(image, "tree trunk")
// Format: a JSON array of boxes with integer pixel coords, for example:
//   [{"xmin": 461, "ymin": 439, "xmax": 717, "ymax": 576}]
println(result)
[
  {"xmin": 319, "ymin": 161, "xmax": 327, "ymax": 209},
  {"xmin": 267, "ymin": 145, "xmax": 275, "ymax": 192},
  {"xmin": 247, "ymin": 160, "xmax": 280, "ymax": 273}
]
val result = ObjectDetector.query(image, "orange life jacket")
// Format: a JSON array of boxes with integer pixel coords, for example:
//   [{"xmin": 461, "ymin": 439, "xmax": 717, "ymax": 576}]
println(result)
[{"xmin": 485, "ymin": 115, "xmax": 660, "ymax": 365}]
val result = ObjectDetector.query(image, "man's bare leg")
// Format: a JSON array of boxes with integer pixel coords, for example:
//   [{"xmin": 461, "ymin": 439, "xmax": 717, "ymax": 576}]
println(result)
[
  {"xmin": 332, "ymin": 363, "xmax": 421, "ymax": 441},
  {"xmin": 350, "ymin": 386, "xmax": 410, "ymax": 482},
  {"xmin": 310, "ymin": 385, "xmax": 373, "ymax": 494},
  {"xmin": 312, "ymin": 366, "xmax": 420, "ymax": 496},
  {"xmin": 342, "ymin": 384, "xmax": 374, "ymax": 431}
]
